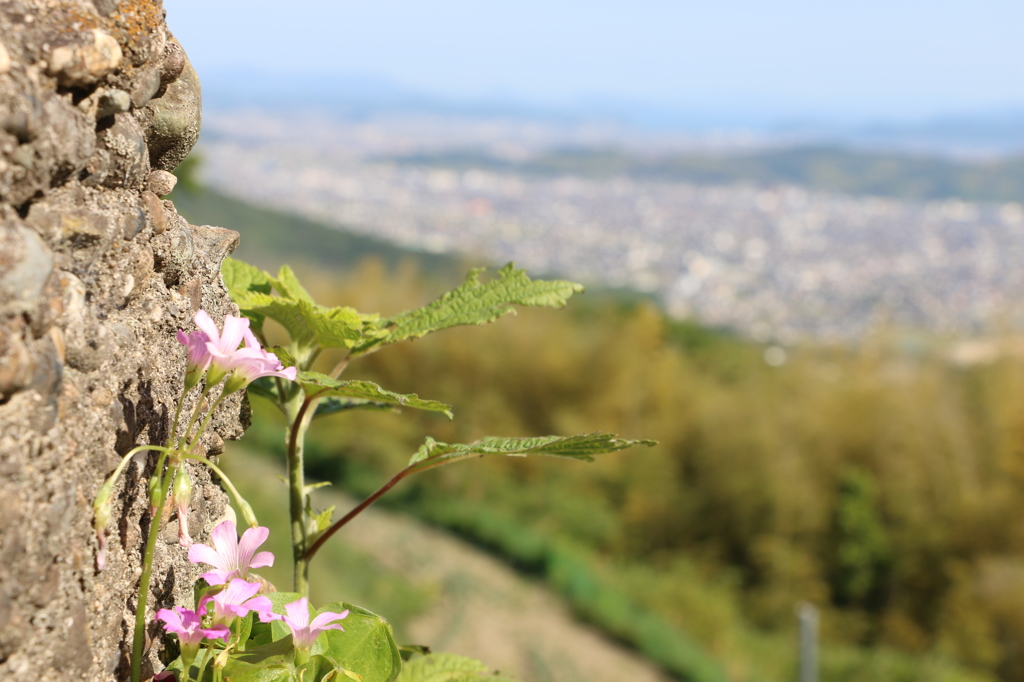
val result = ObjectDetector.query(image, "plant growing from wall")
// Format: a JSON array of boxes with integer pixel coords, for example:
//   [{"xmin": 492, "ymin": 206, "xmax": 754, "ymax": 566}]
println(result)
[{"xmin": 93, "ymin": 258, "xmax": 654, "ymax": 682}]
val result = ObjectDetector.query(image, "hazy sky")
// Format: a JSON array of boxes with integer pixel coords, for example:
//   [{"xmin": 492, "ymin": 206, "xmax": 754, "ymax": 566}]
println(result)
[{"xmin": 164, "ymin": 0, "xmax": 1023, "ymax": 123}]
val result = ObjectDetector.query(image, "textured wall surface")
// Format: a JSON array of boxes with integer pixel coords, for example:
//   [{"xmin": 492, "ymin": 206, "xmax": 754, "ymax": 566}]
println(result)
[{"xmin": 0, "ymin": 2, "xmax": 247, "ymax": 679}]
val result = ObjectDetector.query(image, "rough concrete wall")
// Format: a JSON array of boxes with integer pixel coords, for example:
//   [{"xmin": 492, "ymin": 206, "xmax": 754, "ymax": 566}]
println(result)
[{"xmin": 0, "ymin": 2, "xmax": 247, "ymax": 680}]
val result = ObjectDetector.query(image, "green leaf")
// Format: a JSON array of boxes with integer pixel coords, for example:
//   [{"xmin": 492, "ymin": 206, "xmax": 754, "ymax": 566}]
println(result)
[
  {"xmin": 296, "ymin": 654, "xmax": 343, "ymax": 682},
  {"xmin": 222, "ymin": 258, "xmax": 274, "ymax": 331},
  {"xmin": 355, "ymin": 263, "xmax": 584, "ymax": 355},
  {"xmin": 222, "ymin": 637, "xmax": 296, "ymax": 682},
  {"xmin": 236, "ymin": 296, "xmax": 366, "ymax": 352},
  {"xmin": 233, "ymin": 611, "xmax": 255, "ymax": 652},
  {"xmin": 247, "ymin": 377, "xmax": 281, "ymax": 406},
  {"xmin": 300, "ymin": 371, "xmax": 453, "ymax": 419},
  {"xmin": 396, "ymin": 653, "xmax": 518, "ymax": 682},
  {"xmin": 407, "ymin": 434, "xmax": 657, "ymax": 472},
  {"xmin": 302, "ymin": 303, "xmax": 367, "ymax": 349},
  {"xmin": 313, "ymin": 397, "xmax": 398, "ymax": 420},
  {"xmin": 269, "ymin": 346, "xmax": 297, "ymax": 368},
  {"xmin": 316, "ymin": 602, "xmax": 402, "ymax": 682},
  {"xmin": 223, "ymin": 257, "xmax": 273, "ymax": 299},
  {"xmin": 273, "ymin": 264, "xmax": 316, "ymax": 305}
]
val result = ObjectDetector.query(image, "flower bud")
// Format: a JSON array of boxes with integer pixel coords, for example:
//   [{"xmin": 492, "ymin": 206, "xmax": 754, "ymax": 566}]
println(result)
[
  {"xmin": 148, "ymin": 472, "xmax": 161, "ymax": 516},
  {"xmin": 173, "ymin": 466, "xmax": 193, "ymax": 548},
  {"xmin": 93, "ymin": 479, "xmax": 114, "ymax": 572}
]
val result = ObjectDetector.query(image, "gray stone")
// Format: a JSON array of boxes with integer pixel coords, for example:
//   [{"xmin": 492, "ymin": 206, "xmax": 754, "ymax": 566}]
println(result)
[
  {"xmin": 141, "ymin": 43, "xmax": 201, "ymax": 172},
  {"xmin": 96, "ymin": 88, "xmax": 131, "ymax": 120},
  {"xmin": 0, "ymin": 223, "xmax": 53, "ymax": 310},
  {"xmin": 95, "ymin": 113, "xmax": 149, "ymax": 190},
  {"xmin": 130, "ymin": 66, "xmax": 162, "ymax": 109},
  {"xmin": 90, "ymin": 0, "xmax": 121, "ymax": 18},
  {"xmin": 121, "ymin": 205, "xmax": 147, "ymax": 240},
  {"xmin": 0, "ymin": 5, "xmax": 245, "ymax": 680},
  {"xmin": 159, "ymin": 40, "xmax": 186, "ymax": 85}
]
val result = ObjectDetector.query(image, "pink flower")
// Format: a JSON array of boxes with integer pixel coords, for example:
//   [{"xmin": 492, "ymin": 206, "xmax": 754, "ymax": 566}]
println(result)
[
  {"xmin": 280, "ymin": 597, "xmax": 349, "ymax": 649},
  {"xmin": 155, "ymin": 606, "xmax": 230, "ymax": 648},
  {"xmin": 220, "ymin": 347, "xmax": 297, "ymax": 393},
  {"xmin": 194, "ymin": 310, "xmax": 252, "ymax": 369},
  {"xmin": 175, "ymin": 328, "xmax": 212, "ymax": 389},
  {"xmin": 199, "ymin": 579, "xmax": 277, "ymax": 625},
  {"xmin": 188, "ymin": 520, "xmax": 274, "ymax": 585},
  {"xmin": 191, "ymin": 310, "xmax": 297, "ymax": 391}
]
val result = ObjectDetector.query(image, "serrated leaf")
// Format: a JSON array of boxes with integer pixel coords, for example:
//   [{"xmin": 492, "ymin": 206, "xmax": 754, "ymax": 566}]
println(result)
[
  {"xmin": 223, "ymin": 258, "xmax": 274, "ymax": 331},
  {"xmin": 273, "ymin": 264, "xmax": 316, "ymax": 305},
  {"xmin": 303, "ymin": 303, "xmax": 366, "ymax": 349},
  {"xmin": 237, "ymin": 295, "xmax": 365, "ymax": 351},
  {"xmin": 407, "ymin": 433, "xmax": 656, "ymax": 472},
  {"xmin": 300, "ymin": 371, "xmax": 453, "ymax": 419},
  {"xmin": 223, "ymin": 257, "xmax": 273, "ymax": 299},
  {"xmin": 313, "ymin": 397, "xmax": 398, "ymax": 420},
  {"xmin": 268, "ymin": 346, "xmax": 297, "ymax": 368},
  {"xmin": 397, "ymin": 653, "xmax": 518, "ymax": 682},
  {"xmin": 355, "ymin": 263, "xmax": 583, "ymax": 354}
]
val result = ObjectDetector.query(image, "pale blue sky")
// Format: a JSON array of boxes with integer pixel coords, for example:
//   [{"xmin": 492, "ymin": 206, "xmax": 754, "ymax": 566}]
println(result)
[{"xmin": 164, "ymin": 0, "xmax": 1023, "ymax": 123}]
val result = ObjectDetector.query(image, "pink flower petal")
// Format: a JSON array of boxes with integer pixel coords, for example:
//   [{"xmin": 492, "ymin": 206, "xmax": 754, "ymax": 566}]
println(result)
[
  {"xmin": 284, "ymin": 598, "xmax": 310, "ymax": 629},
  {"xmin": 193, "ymin": 310, "xmax": 219, "ymax": 342},
  {"xmin": 188, "ymin": 542, "xmax": 226, "ymax": 571},
  {"xmin": 249, "ymin": 551, "xmax": 274, "ymax": 570},
  {"xmin": 237, "ymin": 526, "xmax": 270, "ymax": 566},
  {"xmin": 309, "ymin": 610, "xmax": 348, "ymax": 633}
]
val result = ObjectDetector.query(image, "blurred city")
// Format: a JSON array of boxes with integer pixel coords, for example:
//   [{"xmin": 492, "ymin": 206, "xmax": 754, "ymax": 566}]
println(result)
[
  {"xmin": 164, "ymin": 1, "xmax": 1024, "ymax": 680},
  {"xmin": 198, "ymin": 109, "xmax": 1024, "ymax": 342}
]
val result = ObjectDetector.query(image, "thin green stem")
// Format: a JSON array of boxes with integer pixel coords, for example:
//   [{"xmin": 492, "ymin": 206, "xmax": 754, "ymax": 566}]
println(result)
[
  {"xmin": 168, "ymin": 392, "xmax": 187, "ymax": 449},
  {"xmin": 195, "ymin": 647, "xmax": 210, "ymax": 682},
  {"xmin": 131, "ymin": 449, "xmax": 173, "ymax": 682},
  {"xmin": 287, "ymin": 396, "xmax": 314, "ymax": 596},
  {"xmin": 178, "ymin": 384, "xmax": 215, "ymax": 450},
  {"xmin": 286, "ymin": 393, "xmax": 317, "ymax": 593},
  {"xmin": 181, "ymin": 454, "xmax": 259, "ymax": 528},
  {"xmin": 184, "ymin": 392, "xmax": 229, "ymax": 455}
]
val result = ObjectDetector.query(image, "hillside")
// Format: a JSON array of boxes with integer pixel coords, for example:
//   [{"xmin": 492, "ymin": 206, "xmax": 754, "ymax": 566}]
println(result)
[{"xmin": 173, "ymin": 185, "xmax": 1024, "ymax": 682}]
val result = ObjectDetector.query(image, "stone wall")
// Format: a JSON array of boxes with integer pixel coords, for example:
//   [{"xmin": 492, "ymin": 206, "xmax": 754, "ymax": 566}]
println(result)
[{"xmin": 0, "ymin": 2, "xmax": 247, "ymax": 679}]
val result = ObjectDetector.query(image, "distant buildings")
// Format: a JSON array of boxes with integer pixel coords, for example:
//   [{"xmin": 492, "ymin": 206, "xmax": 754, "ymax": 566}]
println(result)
[{"xmin": 200, "ymin": 112, "xmax": 1024, "ymax": 342}]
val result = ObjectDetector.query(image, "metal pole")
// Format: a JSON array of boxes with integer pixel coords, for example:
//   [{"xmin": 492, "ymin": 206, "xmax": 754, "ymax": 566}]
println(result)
[{"xmin": 798, "ymin": 602, "xmax": 819, "ymax": 682}]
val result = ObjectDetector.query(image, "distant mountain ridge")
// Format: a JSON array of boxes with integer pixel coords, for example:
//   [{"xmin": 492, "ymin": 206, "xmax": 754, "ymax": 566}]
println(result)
[{"xmin": 199, "ymin": 69, "xmax": 1024, "ymax": 157}]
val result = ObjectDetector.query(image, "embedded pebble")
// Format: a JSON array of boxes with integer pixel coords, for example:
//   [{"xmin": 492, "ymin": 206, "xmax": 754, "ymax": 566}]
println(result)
[
  {"xmin": 0, "ymin": 225, "xmax": 53, "ymax": 310},
  {"xmin": 130, "ymin": 67, "xmax": 162, "ymax": 108},
  {"xmin": 0, "ymin": 41, "xmax": 10, "ymax": 75},
  {"xmin": 146, "ymin": 169, "xmax": 177, "ymax": 196},
  {"xmin": 141, "ymin": 190, "xmax": 167, "ymax": 234},
  {"xmin": 95, "ymin": 89, "xmax": 131, "ymax": 119},
  {"xmin": 160, "ymin": 41, "xmax": 186, "ymax": 84},
  {"xmin": 46, "ymin": 30, "xmax": 123, "ymax": 87}
]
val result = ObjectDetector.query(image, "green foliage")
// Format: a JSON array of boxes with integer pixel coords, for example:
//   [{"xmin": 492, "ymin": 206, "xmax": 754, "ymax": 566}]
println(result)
[
  {"xmin": 356, "ymin": 264, "xmax": 584, "ymax": 355},
  {"xmin": 299, "ymin": 372, "xmax": 453, "ymax": 419},
  {"xmin": 198, "ymin": 192, "xmax": 1020, "ymax": 681},
  {"xmin": 830, "ymin": 468, "xmax": 892, "ymax": 609},
  {"xmin": 397, "ymin": 653, "xmax": 517, "ymax": 682},
  {"xmin": 224, "ymin": 258, "xmax": 371, "ymax": 352},
  {"xmin": 408, "ymin": 434, "xmax": 656, "ymax": 472}
]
